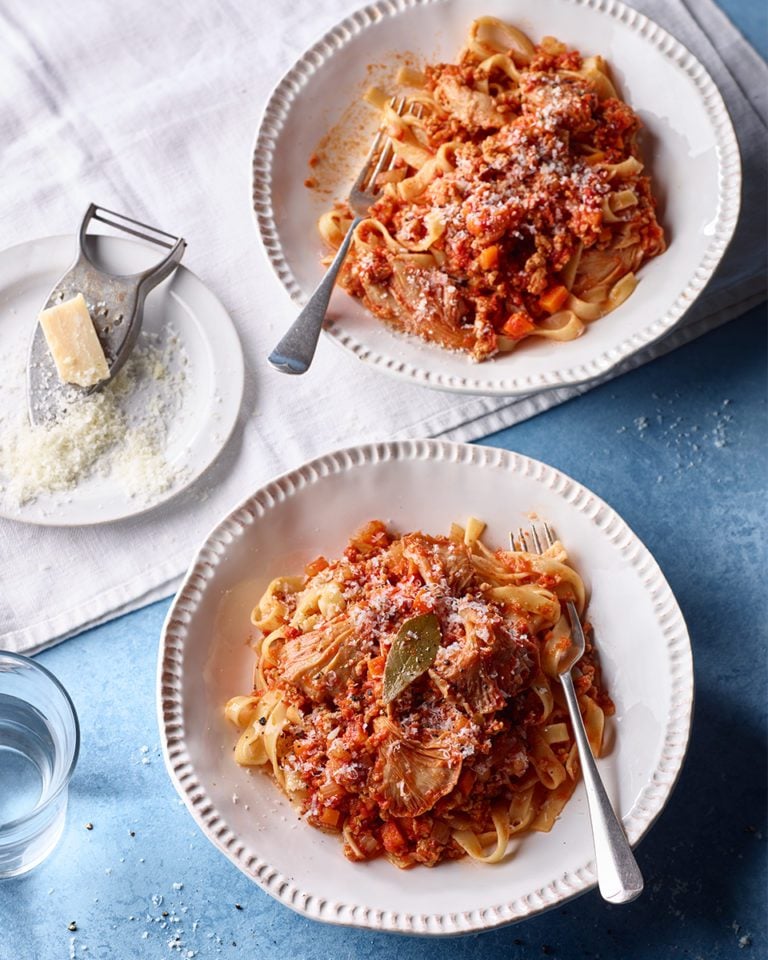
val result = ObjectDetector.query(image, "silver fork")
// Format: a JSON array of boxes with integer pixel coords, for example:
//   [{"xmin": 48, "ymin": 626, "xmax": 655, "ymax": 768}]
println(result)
[
  {"xmin": 518, "ymin": 522, "xmax": 644, "ymax": 904},
  {"xmin": 268, "ymin": 98, "xmax": 407, "ymax": 375}
]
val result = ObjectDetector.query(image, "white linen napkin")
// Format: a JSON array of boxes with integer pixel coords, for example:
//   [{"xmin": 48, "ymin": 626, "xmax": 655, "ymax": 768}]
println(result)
[{"xmin": 0, "ymin": 0, "xmax": 765, "ymax": 654}]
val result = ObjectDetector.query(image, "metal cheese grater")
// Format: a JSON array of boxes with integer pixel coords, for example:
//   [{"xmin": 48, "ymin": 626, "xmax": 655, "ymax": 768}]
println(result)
[{"xmin": 27, "ymin": 204, "xmax": 186, "ymax": 425}]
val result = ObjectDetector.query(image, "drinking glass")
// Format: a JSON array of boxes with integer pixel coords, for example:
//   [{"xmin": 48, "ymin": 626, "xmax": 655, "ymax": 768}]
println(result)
[{"xmin": 0, "ymin": 651, "xmax": 80, "ymax": 878}]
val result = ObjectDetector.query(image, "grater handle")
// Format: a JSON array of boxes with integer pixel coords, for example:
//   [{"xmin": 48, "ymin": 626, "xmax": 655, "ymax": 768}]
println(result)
[
  {"xmin": 77, "ymin": 203, "xmax": 186, "ymax": 288},
  {"xmin": 79, "ymin": 203, "xmax": 182, "ymax": 250},
  {"xmin": 137, "ymin": 237, "xmax": 187, "ymax": 295}
]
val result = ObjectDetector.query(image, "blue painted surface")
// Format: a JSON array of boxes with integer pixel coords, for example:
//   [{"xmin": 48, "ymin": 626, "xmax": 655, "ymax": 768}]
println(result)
[{"xmin": 1, "ymin": 3, "xmax": 766, "ymax": 958}]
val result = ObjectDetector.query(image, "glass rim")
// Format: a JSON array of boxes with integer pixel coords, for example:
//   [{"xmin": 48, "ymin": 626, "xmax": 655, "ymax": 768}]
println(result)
[{"xmin": 0, "ymin": 650, "xmax": 80, "ymax": 832}]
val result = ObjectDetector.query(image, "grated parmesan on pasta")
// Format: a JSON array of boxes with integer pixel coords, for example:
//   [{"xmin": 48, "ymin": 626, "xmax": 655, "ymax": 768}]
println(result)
[{"xmin": 225, "ymin": 519, "xmax": 614, "ymax": 868}]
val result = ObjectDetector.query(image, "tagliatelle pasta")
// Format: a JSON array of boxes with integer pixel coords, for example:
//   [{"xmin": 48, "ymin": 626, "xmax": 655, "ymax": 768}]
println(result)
[
  {"xmin": 318, "ymin": 17, "xmax": 666, "ymax": 361},
  {"xmin": 226, "ymin": 518, "xmax": 613, "ymax": 868}
]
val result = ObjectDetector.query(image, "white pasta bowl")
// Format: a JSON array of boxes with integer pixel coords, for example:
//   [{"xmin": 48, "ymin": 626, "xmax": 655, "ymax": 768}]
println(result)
[
  {"xmin": 158, "ymin": 441, "xmax": 693, "ymax": 934},
  {"xmin": 252, "ymin": 0, "xmax": 740, "ymax": 395}
]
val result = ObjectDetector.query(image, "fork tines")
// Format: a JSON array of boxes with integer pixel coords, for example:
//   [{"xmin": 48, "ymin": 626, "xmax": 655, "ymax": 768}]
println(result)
[
  {"xmin": 512, "ymin": 522, "xmax": 557, "ymax": 554},
  {"xmin": 355, "ymin": 96, "xmax": 424, "ymax": 196}
]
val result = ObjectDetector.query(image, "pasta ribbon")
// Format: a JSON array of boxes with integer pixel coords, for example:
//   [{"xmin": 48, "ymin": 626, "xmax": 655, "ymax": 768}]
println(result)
[
  {"xmin": 464, "ymin": 16, "xmax": 535, "ymax": 63},
  {"xmin": 453, "ymin": 805, "xmax": 512, "ymax": 863}
]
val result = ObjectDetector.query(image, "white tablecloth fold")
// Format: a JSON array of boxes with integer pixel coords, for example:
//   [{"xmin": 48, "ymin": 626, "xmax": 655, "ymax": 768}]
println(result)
[{"xmin": 0, "ymin": 0, "xmax": 765, "ymax": 653}]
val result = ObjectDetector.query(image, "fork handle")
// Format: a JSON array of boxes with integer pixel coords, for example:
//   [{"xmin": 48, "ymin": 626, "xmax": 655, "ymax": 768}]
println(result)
[
  {"xmin": 268, "ymin": 216, "xmax": 363, "ymax": 375},
  {"xmin": 561, "ymin": 670, "xmax": 644, "ymax": 903}
]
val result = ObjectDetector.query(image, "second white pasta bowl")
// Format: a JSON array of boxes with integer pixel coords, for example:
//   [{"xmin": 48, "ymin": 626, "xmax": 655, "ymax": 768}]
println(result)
[{"xmin": 158, "ymin": 440, "xmax": 693, "ymax": 934}]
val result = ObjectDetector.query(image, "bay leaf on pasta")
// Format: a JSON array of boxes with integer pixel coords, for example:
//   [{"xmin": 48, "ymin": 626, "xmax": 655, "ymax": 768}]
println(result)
[{"xmin": 383, "ymin": 613, "xmax": 441, "ymax": 704}]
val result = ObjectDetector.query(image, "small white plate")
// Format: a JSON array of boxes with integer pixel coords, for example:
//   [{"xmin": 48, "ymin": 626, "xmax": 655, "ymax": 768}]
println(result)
[
  {"xmin": 158, "ymin": 440, "xmax": 693, "ymax": 935},
  {"xmin": 0, "ymin": 234, "xmax": 243, "ymax": 526},
  {"xmin": 253, "ymin": 0, "xmax": 740, "ymax": 396}
]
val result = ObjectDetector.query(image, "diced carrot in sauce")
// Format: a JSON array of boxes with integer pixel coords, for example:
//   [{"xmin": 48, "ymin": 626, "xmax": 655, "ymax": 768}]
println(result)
[
  {"xmin": 465, "ymin": 212, "xmax": 485, "ymax": 236},
  {"xmin": 319, "ymin": 807, "xmax": 341, "ymax": 829},
  {"xmin": 500, "ymin": 313, "xmax": 536, "ymax": 339},
  {"xmin": 305, "ymin": 555, "xmax": 329, "ymax": 578},
  {"xmin": 412, "ymin": 595, "xmax": 434, "ymax": 614},
  {"xmin": 538, "ymin": 284, "xmax": 569, "ymax": 314},
  {"xmin": 368, "ymin": 656, "xmax": 386, "ymax": 679},
  {"xmin": 479, "ymin": 244, "xmax": 499, "ymax": 270},
  {"xmin": 381, "ymin": 821, "xmax": 406, "ymax": 854},
  {"xmin": 458, "ymin": 768, "xmax": 476, "ymax": 796}
]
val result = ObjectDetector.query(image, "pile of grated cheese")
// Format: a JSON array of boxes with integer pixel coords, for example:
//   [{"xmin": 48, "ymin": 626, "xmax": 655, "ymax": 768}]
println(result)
[{"xmin": 0, "ymin": 331, "xmax": 188, "ymax": 508}]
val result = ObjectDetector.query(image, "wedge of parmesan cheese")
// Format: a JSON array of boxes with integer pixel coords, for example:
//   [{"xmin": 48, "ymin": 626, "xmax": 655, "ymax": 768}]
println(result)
[{"xmin": 39, "ymin": 293, "xmax": 110, "ymax": 387}]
